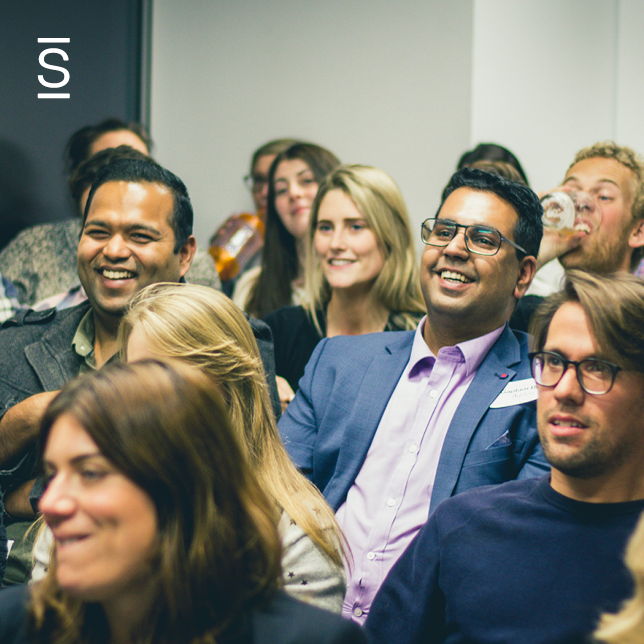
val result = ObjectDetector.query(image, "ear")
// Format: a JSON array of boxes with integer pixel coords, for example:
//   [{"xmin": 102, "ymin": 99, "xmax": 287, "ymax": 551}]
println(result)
[
  {"xmin": 178, "ymin": 235, "xmax": 197, "ymax": 278},
  {"xmin": 514, "ymin": 255, "xmax": 537, "ymax": 300},
  {"xmin": 628, "ymin": 218, "xmax": 644, "ymax": 251}
]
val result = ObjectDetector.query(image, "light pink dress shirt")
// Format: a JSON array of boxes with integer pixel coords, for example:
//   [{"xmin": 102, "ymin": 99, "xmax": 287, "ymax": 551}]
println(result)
[{"xmin": 336, "ymin": 317, "xmax": 505, "ymax": 624}]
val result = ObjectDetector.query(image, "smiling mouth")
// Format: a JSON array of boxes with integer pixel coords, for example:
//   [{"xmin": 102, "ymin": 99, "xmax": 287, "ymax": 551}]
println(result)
[
  {"xmin": 551, "ymin": 419, "xmax": 586, "ymax": 428},
  {"xmin": 440, "ymin": 270, "xmax": 473, "ymax": 284},
  {"xmin": 57, "ymin": 536, "xmax": 89, "ymax": 547},
  {"xmin": 329, "ymin": 259, "xmax": 354, "ymax": 266},
  {"xmin": 99, "ymin": 269, "xmax": 135, "ymax": 280}
]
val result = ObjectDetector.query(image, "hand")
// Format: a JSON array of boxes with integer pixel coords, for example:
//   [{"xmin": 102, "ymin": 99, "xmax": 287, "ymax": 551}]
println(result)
[
  {"xmin": 537, "ymin": 227, "xmax": 587, "ymax": 270},
  {"xmin": 536, "ymin": 186, "xmax": 586, "ymax": 270},
  {"xmin": 0, "ymin": 390, "xmax": 60, "ymax": 467},
  {"xmin": 4, "ymin": 479, "xmax": 37, "ymax": 519},
  {"xmin": 276, "ymin": 376, "xmax": 295, "ymax": 414}
]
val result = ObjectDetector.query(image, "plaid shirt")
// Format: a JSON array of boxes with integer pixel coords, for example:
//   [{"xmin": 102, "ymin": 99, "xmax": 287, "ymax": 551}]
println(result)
[{"xmin": 0, "ymin": 273, "xmax": 21, "ymax": 323}]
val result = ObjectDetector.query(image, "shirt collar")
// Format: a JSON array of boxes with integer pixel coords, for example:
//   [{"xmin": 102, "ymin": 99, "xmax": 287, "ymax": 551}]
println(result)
[
  {"xmin": 408, "ymin": 316, "xmax": 506, "ymax": 377},
  {"xmin": 72, "ymin": 309, "xmax": 97, "ymax": 370}
]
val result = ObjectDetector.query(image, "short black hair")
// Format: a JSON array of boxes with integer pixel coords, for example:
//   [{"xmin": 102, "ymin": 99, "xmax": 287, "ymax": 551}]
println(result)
[
  {"xmin": 64, "ymin": 118, "xmax": 153, "ymax": 176},
  {"xmin": 457, "ymin": 143, "xmax": 529, "ymax": 186},
  {"xmin": 83, "ymin": 158, "xmax": 193, "ymax": 252},
  {"xmin": 69, "ymin": 145, "xmax": 151, "ymax": 216},
  {"xmin": 438, "ymin": 167, "xmax": 543, "ymax": 259}
]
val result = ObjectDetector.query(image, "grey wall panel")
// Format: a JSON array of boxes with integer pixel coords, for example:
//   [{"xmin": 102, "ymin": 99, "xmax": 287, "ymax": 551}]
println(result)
[{"xmin": 0, "ymin": 0, "xmax": 147, "ymax": 249}]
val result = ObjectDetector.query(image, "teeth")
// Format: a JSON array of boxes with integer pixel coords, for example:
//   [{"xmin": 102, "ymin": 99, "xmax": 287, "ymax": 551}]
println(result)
[
  {"xmin": 574, "ymin": 223, "xmax": 591, "ymax": 234},
  {"xmin": 441, "ymin": 270, "xmax": 472, "ymax": 283},
  {"xmin": 552, "ymin": 420, "xmax": 584, "ymax": 428},
  {"xmin": 329, "ymin": 259, "xmax": 353, "ymax": 266},
  {"xmin": 102, "ymin": 269, "xmax": 134, "ymax": 280}
]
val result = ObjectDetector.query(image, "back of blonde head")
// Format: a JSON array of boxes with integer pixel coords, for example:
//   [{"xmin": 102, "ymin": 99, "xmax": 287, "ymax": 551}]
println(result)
[
  {"xmin": 595, "ymin": 511, "xmax": 644, "ymax": 644},
  {"xmin": 120, "ymin": 283, "xmax": 344, "ymax": 566},
  {"xmin": 305, "ymin": 164, "xmax": 425, "ymax": 333}
]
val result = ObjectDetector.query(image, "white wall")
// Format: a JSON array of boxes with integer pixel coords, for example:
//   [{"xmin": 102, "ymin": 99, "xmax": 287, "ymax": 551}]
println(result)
[
  {"xmin": 150, "ymin": 0, "xmax": 474, "ymax": 246},
  {"xmin": 151, "ymin": 0, "xmax": 644, "ymax": 247},
  {"xmin": 615, "ymin": 0, "xmax": 644, "ymax": 153},
  {"xmin": 471, "ymin": 0, "xmax": 644, "ymax": 191}
]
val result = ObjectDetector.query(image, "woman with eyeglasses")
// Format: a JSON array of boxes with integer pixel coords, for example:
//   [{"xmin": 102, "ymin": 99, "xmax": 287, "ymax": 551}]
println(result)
[
  {"xmin": 0, "ymin": 361, "xmax": 365, "ymax": 644},
  {"xmin": 209, "ymin": 138, "xmax": 298, "ymax": 295},
  {"xmin": 264, "ymin": 165, "xmax": 425, "ymax": 410},
  {"xmin": 233, "ymin": 142, "xmax": 341, "ymax": 319}
]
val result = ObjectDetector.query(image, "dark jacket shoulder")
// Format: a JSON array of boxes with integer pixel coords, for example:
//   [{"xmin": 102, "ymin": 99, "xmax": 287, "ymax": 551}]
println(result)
[
  {"xmin": 0, "ymin": 585, "xmax": 30, "ymax": 644},
  {"xmin": 1, "ymin": 301, "xmax": 90, "ymax": 336},
  {"xmin": 246, "ymin": 315, "xmax": 281, "ymax": 420},
  {"xmin": 0, "ymin": 586, "xmax": 365, "ymax": 644},
  {"xmin": 250, "ymin": 591, "xmax": 366, "ymax": 644}
]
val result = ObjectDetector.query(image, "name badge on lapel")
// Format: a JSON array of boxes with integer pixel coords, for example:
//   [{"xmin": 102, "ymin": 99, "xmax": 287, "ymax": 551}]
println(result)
[{"xmin": 490, "ymin": 378, "xmax": 538, "ymax": 408}]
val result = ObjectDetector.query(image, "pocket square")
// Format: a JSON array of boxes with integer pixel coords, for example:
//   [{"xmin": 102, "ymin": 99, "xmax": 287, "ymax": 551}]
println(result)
[{"xmin": 486, "ymin": 431, "xmax": 512, "ymax": 449}]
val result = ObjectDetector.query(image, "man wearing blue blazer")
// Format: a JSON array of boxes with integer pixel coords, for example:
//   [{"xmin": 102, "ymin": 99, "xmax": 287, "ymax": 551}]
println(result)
[{"xmin": 278, "ymin": 167, "xmax": 549, "ymax": 624}]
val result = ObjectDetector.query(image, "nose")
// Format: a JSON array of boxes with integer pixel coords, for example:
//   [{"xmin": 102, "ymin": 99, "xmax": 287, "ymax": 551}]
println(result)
[
  {"xmin": 289, "ymin": 181, "xmax": 304, "ymax": 200},
  {"xmin": 102, "ymin": 233, "xmax": 130, "ymax": 261},
  {"xmin": 39, "ymin": 475, "xmax": 77, "ymax": 523},
  {"xmin": 442, "ymin": 229, "xmax": 469, "ymax": 259},
  {"xmin": 330, "ymin": 226, "xmax": 347, "ymax": 250},
  {"xmin": 552, "ymin": 364, "xmax": 585, "ymax": 405}
]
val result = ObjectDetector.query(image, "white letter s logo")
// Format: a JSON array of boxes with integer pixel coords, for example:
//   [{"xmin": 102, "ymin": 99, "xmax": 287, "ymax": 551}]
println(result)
[{"xmin": 38, "ymin": 48, "xmax": 70, "ymax": 88}]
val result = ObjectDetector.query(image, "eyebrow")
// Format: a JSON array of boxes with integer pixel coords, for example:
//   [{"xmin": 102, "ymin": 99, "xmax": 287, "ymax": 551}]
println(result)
[
  {"xmin": 275, "ymin": 169, "xmax": 314, "ymax": 183},
  {"xmin": 318, "ymin": 217, "xmax": 366, "ymax": 223},
  {"xmin": 128, "ymin": 224, "xmax": 162, "ymax": 235},
  {"xmin": 84, "ymin": 220, "xmax": 162, "ymax": 236},
  {"xmin": 44, "ymin": 452, "xmax": 105, "ymax": 469},
  {"xmin": 563, "ymin": 175, "xmax": 621, "ymax": 189},
  {"xmin": 541, "ymin": 346, "xmax": 613, "ymax": 362},
  {"xmin": 436, "ymin": 217, "xmax": 499, "ymax": 231}
]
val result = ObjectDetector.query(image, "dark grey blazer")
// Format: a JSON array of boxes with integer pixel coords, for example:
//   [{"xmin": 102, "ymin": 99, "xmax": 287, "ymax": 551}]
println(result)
[
  {"xmin": 0, "ymin": 301, "xmax": 280, "ymax": 580},
  {"xmin": 0, "ymin": 301, "xmax": 279, "ymax": 490}
]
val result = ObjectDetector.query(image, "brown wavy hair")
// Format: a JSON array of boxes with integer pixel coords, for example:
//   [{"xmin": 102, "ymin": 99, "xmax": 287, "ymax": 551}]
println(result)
[
  {"xmin": 245, "ymin": 142, "xmax": 340, "ymax": 319},
  {"xmin": 30, "ymin": 359, "xmax": 281, "ymax": 644}
]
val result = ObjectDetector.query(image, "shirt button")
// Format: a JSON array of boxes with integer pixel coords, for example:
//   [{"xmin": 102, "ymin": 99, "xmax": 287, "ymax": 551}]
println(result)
[
  {"xmin": 367, "ymin": 551, "xmax": 376, "ymax": 560},
  {"xmin": 354, "ymin": 607, "xmax": 363, "ymax": 617},
  {"xmin": 387, "ymin": 498, "xmax": 396, "ymax": 507},
  {"xmin": 429, "ymin": 389, "xmax": 438, "ymax": 398},
  {"xmin": 409, "ymin": 444, "xmax": 418, "ymax": 453}
]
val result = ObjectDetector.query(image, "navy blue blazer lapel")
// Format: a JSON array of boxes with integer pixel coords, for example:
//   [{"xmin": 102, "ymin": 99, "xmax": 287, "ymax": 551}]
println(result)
[
  {"xmin": 324, "ymin": 332, "xmax": 414, "ymax": 511},
  {"xmin": 429, "ymin": 325, "xmax": 522, "ymax": 513}
]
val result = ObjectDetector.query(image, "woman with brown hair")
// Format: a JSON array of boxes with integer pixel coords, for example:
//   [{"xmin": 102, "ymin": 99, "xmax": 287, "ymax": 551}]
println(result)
[
  {"xmin": 0, "ymin": 360, "xmax": 364, "ymax": 644},
  {"xmin": 233, "ymin": 142, "xmax": 340, "ymax": 318}
]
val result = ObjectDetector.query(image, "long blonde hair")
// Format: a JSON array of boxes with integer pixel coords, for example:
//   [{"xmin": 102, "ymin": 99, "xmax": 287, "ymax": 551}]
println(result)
[
  {"xmin": 119, "ymin": 283, "xmax": 344, "ymax": 567},
  {"xmin": 304, "ymin": 164, "xmax": 425, "ymax": 335},
  {"xmin": 595, "ymin": 511, "xmax": 644, "ymax": 644}
]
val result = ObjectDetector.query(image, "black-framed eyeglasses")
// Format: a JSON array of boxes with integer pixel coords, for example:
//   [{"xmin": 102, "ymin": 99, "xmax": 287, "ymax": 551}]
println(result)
[
  {"xmin": 529, "ymin": 351, "xmax": 622, "ymax": 395},
  {"xmin": 243, "ymin": 174, "xmax": 269, "ymax": 192},
  {"xmin": 421, "ymin": 218, "xmax": 527, "ymax": 257}
]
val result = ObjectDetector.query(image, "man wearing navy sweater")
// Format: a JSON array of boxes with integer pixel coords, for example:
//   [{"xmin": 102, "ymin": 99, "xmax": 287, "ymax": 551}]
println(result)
[{"xmin": 366, "ymin": 270, "xmax": 644, "ymax": 644}]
